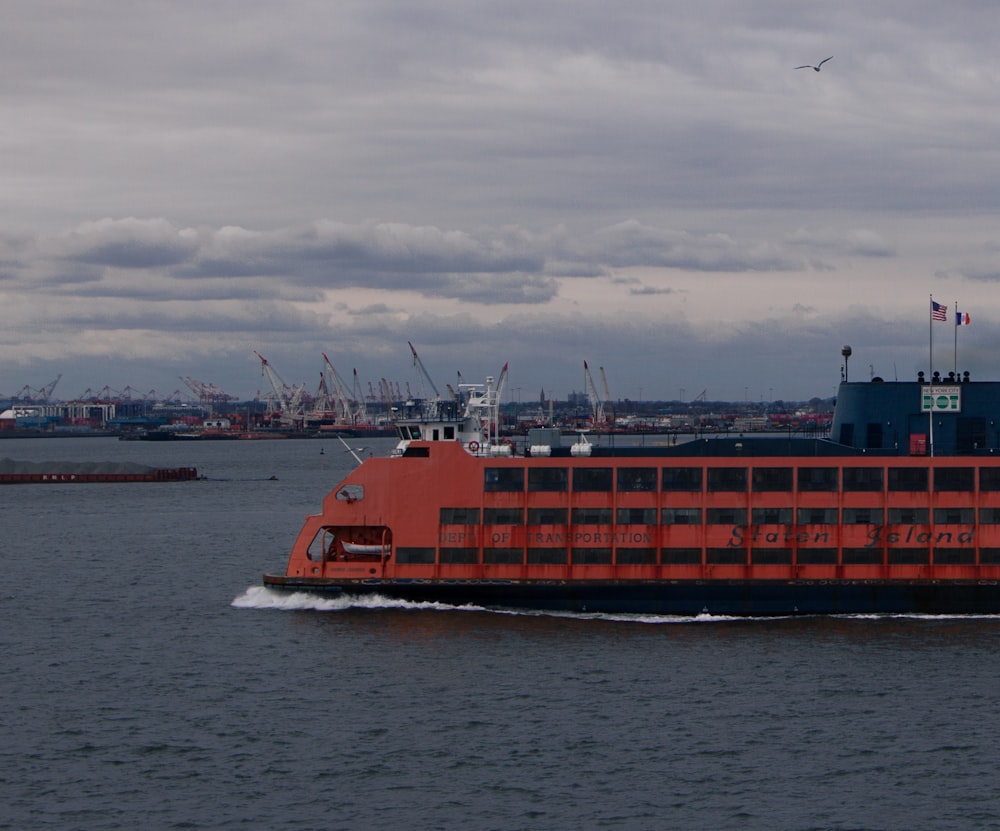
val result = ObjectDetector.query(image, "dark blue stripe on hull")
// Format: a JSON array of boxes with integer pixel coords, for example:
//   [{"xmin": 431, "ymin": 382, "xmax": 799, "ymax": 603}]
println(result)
[{"xmin": 264, "ymin": 578, "xmax": 1000, "ymax": 616}]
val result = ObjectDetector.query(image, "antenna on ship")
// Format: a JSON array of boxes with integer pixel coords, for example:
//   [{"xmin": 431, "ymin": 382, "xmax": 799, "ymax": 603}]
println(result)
[{"xmin": 841, "ymin": 345, "xmax": 852, "ymax": 382}]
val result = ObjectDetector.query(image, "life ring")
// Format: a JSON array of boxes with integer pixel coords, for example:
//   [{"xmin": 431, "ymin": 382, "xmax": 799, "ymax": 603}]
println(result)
[{"xmin": 468, "ymin": 440, "xmax": 480, "ymax": 453}]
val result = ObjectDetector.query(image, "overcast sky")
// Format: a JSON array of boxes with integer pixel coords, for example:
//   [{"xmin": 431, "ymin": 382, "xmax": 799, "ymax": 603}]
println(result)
[{"xmin": 4, "ymin": 0, "xmax": 1000, "ymax": 405}]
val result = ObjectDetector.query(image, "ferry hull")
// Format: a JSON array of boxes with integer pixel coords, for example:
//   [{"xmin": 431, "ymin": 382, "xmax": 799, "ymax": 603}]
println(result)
[{"xmin": 262, "ymin": 575, "xmax": 1000, "ymax": 616}]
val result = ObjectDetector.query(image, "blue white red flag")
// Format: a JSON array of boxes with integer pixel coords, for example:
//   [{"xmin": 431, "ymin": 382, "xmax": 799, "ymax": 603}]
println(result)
[
  {"xmin": 956, "ymin": 311, "xmax": 971, "ymax": 326},
  {"xmin": 931, "ymin": 300, "xmax": 947, "ymax": 321}
]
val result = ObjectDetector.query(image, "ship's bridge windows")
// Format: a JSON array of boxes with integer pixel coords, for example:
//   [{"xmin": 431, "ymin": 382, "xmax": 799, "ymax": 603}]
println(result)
[
  {"xmin": 485, "ymin": 467, "xmax": 524, "ymax": 492},
  {"xmin": 888, "ymin": 507, "xmax": 929, "ymax": 524},
  {"xmin": 706, "ymin": 507, "xmax": 748, "ymax": 525},
  {"xmin": 797, "ymin": 507, "xmax": 838, "ymax": 524},
  {"xmin": 752, "ymin": 467, "xmax": 793, "ymax": 492},
  {"xmin": 573, "ymin": 467, "xmax": 613, "ymax": 492},
  {"xmin": 572, "ymin": 507, "xmax": 612, "ymax": 524},
  {"xmin": 843, "ymin": 507, "xmax": 884, "ymax": 525},
  {"xmin": 751, "ymin": 507, "xmax": 793, "ymax": 524},
  {"xmin": 528, "ymin": 467, "xmax": 569, "ymax": 492},
  {"xmin": 527, "ymin": 507, "xmax": 568, "ymax": 524},
  {"xmin": 618, "ymin": 467, "xmax": 657, "ymax": 492},
  {"xmin": 798, "ymin": 467, "xmax": 838, "ymax": 491},
  {"xmin": 934, "ymin": 467, "xmax": 974, "ymax": 491},
  {"xmin": 662, "ymin": 467, "xmax": 702, "ymax": 491},
  {"xmin": 707, "ymin": 467, "xmax": 747, "ymax": 492},
  {"xmin": 981, "ymin": 468, "xmax": 1000, "ymax": 491},
  {"xmin": 485, "ymin": 507, "xmax": 524, "ymax": 524},
  {"xmin": 843, "ymin": 467, "xmax": 883, "ymax": 492},
  {"xmin": 440, "ymin": 507, "xmax": 481, "ymax": 524},
  {"xmin": 888, "ymin": 467, "xmax": 929, "ymax": 492},
  {"xmin": 617, "ymin": 507, "xmax": 658, "ymax": 525},
  {"xmin": 934, "ymin": 507, "xmax": 975, "ymax": 524},
  {"xmin": 979, "ymin": 508, "xmax": 1000, "ymax": 524},
  {"xmin": 662, "ymin": 507, "xmax": 702, "ymax": 525}
]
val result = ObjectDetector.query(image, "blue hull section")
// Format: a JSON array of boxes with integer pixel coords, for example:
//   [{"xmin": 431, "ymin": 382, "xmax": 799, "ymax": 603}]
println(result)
[{"xmin": 263, "ymin": 577, "xmax": 1000, "ymax": 616}]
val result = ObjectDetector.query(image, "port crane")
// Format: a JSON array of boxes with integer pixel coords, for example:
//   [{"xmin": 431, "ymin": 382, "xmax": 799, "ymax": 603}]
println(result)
[
  {"xmin": 583, "ymin": 361, "xmax": 607, "ymax": 425},
  {"xmin": 253, "ymin": 352, "xmax": 305, "ymax": 425}
]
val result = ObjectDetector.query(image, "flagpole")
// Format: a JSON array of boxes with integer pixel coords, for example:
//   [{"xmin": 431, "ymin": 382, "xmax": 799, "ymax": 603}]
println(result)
[
  {"xmin": 929, "ymin": 294, "xmax": 933, "ymax": 379},
  {"xmin": 954, "ymin": 300, "xmax": 958, "ymax": 374}
]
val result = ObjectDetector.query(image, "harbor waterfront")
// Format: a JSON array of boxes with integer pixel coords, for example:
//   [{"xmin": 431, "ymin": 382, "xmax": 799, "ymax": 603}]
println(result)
[{"xmin": 4, "ymin": 436, "xmax": 1000, "ymax": 830}]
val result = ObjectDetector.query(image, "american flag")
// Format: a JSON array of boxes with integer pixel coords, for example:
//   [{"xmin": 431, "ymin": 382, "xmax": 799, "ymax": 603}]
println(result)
[{"xmin": 931, "ymin": 300, "xmax": 948, "ymax": 321}]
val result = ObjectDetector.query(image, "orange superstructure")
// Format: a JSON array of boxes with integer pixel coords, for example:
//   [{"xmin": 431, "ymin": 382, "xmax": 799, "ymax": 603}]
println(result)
[{"xmin": 264, "ymin": 366, "xmax": 1000, "ymax": 615}]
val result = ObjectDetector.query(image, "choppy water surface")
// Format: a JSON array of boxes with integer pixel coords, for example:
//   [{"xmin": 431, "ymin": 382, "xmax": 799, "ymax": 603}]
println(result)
[{"xmin": 3, "ymin": 437, "xmax": 1000, "ymax": 830}]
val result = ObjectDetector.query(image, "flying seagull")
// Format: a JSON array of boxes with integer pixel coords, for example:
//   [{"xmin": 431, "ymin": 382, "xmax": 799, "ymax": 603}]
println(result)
[{"xmin": 795, "ymin": 56, "xmax": 833, "ymax": 72}]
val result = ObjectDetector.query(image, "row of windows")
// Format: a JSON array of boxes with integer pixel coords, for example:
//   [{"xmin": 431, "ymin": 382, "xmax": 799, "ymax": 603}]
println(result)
[
  {"xmin": 443, "ymin": 506, "xmax": 993, "ymax": 525},
  {"xmin": 396, "ymin": 546, "xmax": 1000, "ymax": 566},
  {"xmin": 484, "ymin": 466, "xmax": 1000, "ymax": 493}
]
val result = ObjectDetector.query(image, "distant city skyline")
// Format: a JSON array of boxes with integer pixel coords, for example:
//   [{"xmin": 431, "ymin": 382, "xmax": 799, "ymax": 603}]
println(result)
[{"xmin": 3, "ymin": 2, "xmax": 999, "ymax": 402}]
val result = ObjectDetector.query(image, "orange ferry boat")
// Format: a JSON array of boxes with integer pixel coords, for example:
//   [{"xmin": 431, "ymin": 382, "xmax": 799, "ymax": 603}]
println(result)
[{"xmin": 264, "ymin": 359, "xmax": 1000, "ymax": 615}]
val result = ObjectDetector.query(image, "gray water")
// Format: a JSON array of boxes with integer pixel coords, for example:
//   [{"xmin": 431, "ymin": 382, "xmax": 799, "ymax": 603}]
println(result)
[{"xmin": 3, "ymin": 437, "xmax": 1000, "ymax": 831}]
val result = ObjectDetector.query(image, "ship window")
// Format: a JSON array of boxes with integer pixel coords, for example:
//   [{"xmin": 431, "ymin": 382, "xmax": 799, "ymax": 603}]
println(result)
[
  {"xmin": 842, "ymin": 548, "xmax": 882, "ymax": 565},
  {"xmin": 527, "ymin": 507, "xmax": 568, "ymax": 524},
  {"xmin": 573, "ymin": 467, "xmax": 613, "ymax": 492},
  {"xmin": 485, "ymin": 467, "xmax": 524, "ymax": 492},
  {"xmin": 888, "ymin": 508, "xmax": 929, "ymax": 523},
  {"xmin": 662, "ymin": 507, "xmax": 702, "ymax": 525},
  {"xmin": 866, "ymin": 422, "xmax": 883, "ymax": 449},
  {"xmin": 843, "ymin": 507, "xmax": 884, "ymax": 524},
  {"xmin": 752, "ymin": 467, "xmax": 793, "ymax": 492},
  {"xmin": 978, "ymin": 508, "xmax": 1000, "ymax": 524},
  {"xmin": 395, "ymin": 547, "xmax": 436, "ymax": 564},
  {"xmin": 402, "ymin": 445, "xmax": 430, "ymax": 457},
  {"xmin": 798, "ymin": 467, "xmax": 838, "ymax": 491},
  {"xmin": 888, "ymin": 467, "xmax": 928, "ymax": 491},
  {"xmin": 843, "ymin": 467, "xmax": 883, "ymax": 491},
  {"xmin": 572, "ymin": 548, "xmax": 612, "ymax": 565},
  {"xmin": 662, "ymin": 467, "xmax": 702, "ymax": 491},
  {"xmin": 980, "ymin": 468, "xmax": 1000, "ymax": 491},
  {"xmin": 571, "ymin": 507, "xmax": 612, "ymax": 524},
  {"xmin": 616, "ymin": 507, "xmax": 658, "ymax": 525},
  {"xmin": 527, "ymin": 548, "xmax": 568, "ymax": 564},
  {"xmin": 336, "ymin": 484, "xmax": 365, "ymax": 501},
  {"xmin": 483, "ymin": 547, "xmax": 523, "ymax": 564},
  {"xmin": 440, "ymin": 507, "xmax": 481, "ymax": 525},
  {"xmin": 797, "ymin": 507, "xmax": 838, "ymax": 524},
  {"xmin": 934, "ymin": 467, "xmax": 974, "ymax": 491},
  {"xmin": 661, "ymin": 547, "xmax": 702, "ymax": 565},
  {"xmin": 617, "ymin": 547, "xmax": 657, "ymax": 564},
  {"xmin": 618, "ymin": 467, "xmax": 657, "ymax": 492},
  {"xmin": 439, "ymin": 547, "xmax": 479, "ymax": 564},
  {"xmin": 484, "ymin": 507, "xmax": 524, "ymax": 524},
  {"xmin": 751, "ymin": 507, "xmax": 792, "ymax": 524},
  {"xmin": 444, "ymin": 426, "xmax": 455, "ymax": 440},
  {"xmin": 752, "ymin": 548, "xmax": 792, "ymax": 565},
  {"xmin": 934, "ymin": 507, "xmax": 974, "ymax": 524},
  {"xmin": 707, "ymin": 468, "xmax": 747, "ymax": 492},
  {"xmin": 706, "ymin": 507, "xmax": 747, "ymax": 524},
  {"xmin": 980, "ymin": 548, "xmax": 1000, "ymax": 564},
  {"xmin": 888, "ymin": 549, "xmax": 929, "ymax": 565},
  {"xmin": 306, "ymin": 529, "xmax": 334, "ymax": 562},
  {"xmin": 935, "ymin": 548, "xmax": 975, "ymax": 565},
  {"xmin": 797, "ymin": 548, "xmax": 837, "ymax": 564},
  {"xmin": 706, "ymin": 548, "xmax": 746, "ymax": 564},
  {"xmin": 528, "ymin": 467, "xmax": 568, "ymax": 492}
]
